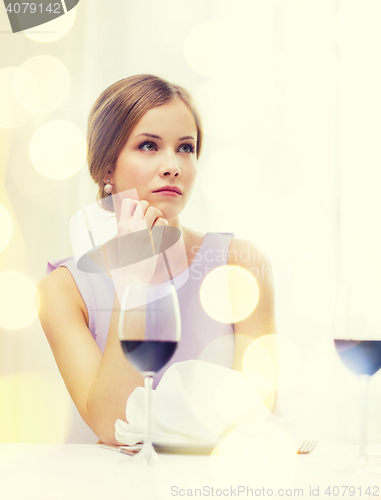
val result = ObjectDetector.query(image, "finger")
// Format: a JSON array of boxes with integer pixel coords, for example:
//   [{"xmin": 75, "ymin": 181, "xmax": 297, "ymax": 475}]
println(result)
[
  {"xmin": 131, "ymin": 200, "xmax": 150, "ymax": 222},
  {"xmin": 154, "ymin": 217, "xmax": 168, "ymax": 226},
  {"xmin": 145, "ymin": 206, "xmax": 165, "ymax": 229},
  {"xmin": 120, "ymin": 198, "xmax": 139, "ymax": 220}
]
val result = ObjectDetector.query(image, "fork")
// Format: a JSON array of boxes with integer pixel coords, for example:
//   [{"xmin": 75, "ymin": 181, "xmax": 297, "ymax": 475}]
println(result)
[{"xmin": 297, "ymin": 441, "xmax": 317, "ymax": 454}]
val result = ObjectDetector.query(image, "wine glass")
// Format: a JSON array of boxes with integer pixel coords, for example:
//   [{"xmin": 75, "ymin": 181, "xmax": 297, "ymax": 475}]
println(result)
[
  {"xmin": 118, "ymin": 282, "xmax": 181, "ymax": 463},
  {"xmin": 333, "ymin": 284, "xmax": 381, "ymax": 470}
]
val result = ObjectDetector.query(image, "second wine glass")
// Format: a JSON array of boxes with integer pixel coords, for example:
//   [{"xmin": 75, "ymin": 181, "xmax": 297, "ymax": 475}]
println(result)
[{"xmin": 333, "ymin": 285, "xmax": 381, "ymax": 470}]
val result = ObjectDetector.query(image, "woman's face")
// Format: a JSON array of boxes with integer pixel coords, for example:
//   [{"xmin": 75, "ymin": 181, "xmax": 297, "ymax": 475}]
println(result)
[{"xmin": 108, "ymin": 98, "xmax": 198, "ymax": 221}]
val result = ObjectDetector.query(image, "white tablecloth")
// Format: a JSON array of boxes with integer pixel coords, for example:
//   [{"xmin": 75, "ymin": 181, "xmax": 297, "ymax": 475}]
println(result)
[{"xmin": 0, "ymin": 444, "xmax": 380, "ymax": 500}]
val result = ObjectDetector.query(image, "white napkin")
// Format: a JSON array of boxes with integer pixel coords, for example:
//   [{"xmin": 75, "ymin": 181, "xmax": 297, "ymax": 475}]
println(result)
[{"xmin": 115, "ymin": 360, "xmax": 275, "ymax": 446}]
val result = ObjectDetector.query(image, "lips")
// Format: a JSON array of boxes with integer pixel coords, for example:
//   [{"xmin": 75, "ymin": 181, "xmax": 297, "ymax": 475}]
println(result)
[{"xmin": 152, "ymin": 185, "xmax": 182, "ymax": 194}]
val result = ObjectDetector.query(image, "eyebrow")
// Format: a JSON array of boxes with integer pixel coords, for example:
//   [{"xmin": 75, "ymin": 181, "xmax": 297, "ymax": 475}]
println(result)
[{"xmin": 134, "ymin": 133, "xmax": 196, "ymax": 142}]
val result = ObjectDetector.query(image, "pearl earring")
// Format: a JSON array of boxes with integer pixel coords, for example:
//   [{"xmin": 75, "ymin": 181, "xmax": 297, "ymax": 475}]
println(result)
[{"xmin": 104, "ymin": 180, "xmax": 112, "ymax": 194}]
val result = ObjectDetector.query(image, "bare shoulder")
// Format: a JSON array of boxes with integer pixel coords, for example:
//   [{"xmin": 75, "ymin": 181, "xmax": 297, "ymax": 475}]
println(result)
[
  {"xmin": 38, "ymin": 267, "xmax": 88, "ymax": 326},
  {"xmin": 38, "ymin": 266, "xmax": 80, "ymax": 301}
]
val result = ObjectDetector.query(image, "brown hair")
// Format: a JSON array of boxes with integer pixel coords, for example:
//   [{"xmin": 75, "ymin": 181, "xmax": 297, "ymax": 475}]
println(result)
[{"xmin": 87, "ymin": 74, "xmax": 203, "ymax": 211}]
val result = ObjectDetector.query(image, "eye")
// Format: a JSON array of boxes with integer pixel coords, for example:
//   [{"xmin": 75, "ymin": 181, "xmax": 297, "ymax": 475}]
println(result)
[
  {"xmin": 138, "ymin": 141, "xmax": 157, "ymax": 151},
  {"xmin": 179, "ymin": 144, "xmax": 196, "ymax": 153}
]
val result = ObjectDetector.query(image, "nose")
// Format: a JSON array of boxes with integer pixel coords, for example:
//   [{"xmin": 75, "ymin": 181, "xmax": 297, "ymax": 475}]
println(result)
[{"xmin": 159, "ymin": 150, "xmax": 181, "ymax": 177}]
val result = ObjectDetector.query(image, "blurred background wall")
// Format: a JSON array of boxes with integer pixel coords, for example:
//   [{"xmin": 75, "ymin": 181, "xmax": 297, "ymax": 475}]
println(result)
[{"xmin": 1, "ymin": 0, "xmax": 381, "ymax": 444}]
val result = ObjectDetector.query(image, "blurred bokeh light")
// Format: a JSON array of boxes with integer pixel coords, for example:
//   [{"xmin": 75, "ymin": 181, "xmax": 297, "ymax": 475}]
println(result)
[
  {"xmin": 30, "ymin": 120, "xmax": 86, "ymax": 179},
  {"xmin": 0, "ymin": 67, "xmax": 31, "ymax": 128},
  {"xmin": 0, "ymin": 204, "xmax": 13, "ymax": 251},
  {"xmin": 0, "ymin": 272, "xmax": 39, "ymax": 330},
  {"xmin": 24, "ymin": 8, "xmax": 75, "ymax": 43},
  {"xmin": 200, "ymin": 265, "xmax": 259, "ymax": 324},
  {"xmin": 14, "ymin": 56, "xmax": 70, "ymax": 113}
]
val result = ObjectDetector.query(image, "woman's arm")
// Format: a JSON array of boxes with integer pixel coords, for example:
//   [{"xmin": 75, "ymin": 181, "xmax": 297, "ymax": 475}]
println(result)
[
  {"xmin": 228, "ymin": 238, "xmax": 277, "ymax": 411},
  {"xmin": 38, "ymin": 267, "xmax": 144, "ymax": 445}
]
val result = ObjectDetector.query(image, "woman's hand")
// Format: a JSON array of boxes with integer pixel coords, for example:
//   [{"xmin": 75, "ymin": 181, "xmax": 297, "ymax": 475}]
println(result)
[
  {"xmin": 109, "ymin": 199, "xmax": 168, "ymax": 306},
  {"xmin": 117, "ymin": 198, "xmax": 167, "ymax": 236}
]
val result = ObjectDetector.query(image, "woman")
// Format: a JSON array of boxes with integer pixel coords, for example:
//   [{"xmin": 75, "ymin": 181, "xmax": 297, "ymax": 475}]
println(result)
[{"xmin": 38, "ymin": 74, "xmax": 276, "ymax": 445}]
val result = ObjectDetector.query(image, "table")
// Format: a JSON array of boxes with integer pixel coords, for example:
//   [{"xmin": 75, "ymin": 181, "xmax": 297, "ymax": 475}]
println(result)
[{"xmin": 0, "ymin": 444, "xmax": 380, "ymax": 500}]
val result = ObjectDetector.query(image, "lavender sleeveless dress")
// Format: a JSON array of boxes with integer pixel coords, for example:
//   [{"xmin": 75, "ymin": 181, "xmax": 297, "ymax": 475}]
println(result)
[{"xmin": 47, "ymin": 232, "xmax": 235, "ymax": 389}]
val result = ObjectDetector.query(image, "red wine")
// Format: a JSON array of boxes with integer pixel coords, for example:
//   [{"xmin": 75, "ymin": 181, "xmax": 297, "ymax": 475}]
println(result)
[
  {"xmin": 121, "ymin": 340, "xmax": 178, "ymax": 373},
  {"xmin": 334, "ymin": 340, "xmax": 381, "ymax": 376}
]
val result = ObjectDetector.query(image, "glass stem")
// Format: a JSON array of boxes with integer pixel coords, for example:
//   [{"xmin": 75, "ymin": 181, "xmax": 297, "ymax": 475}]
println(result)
[
  {"xmin": 359, "ymin": 374, "xmax": 370, "ymax": 458},
  {"xmin": 144, "ymin": 374, "xmax": 153, "ymax": 448}
]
